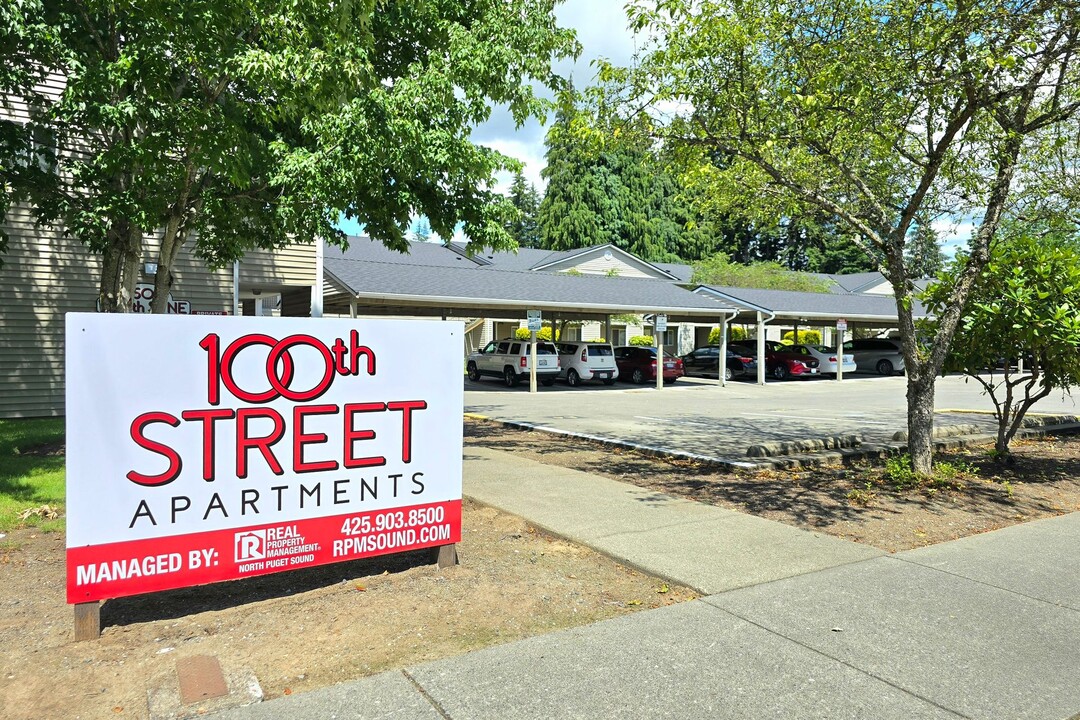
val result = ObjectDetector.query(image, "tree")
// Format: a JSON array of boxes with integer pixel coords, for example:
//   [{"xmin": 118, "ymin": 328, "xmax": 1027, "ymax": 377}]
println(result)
[
  {"xmin": 606, "ymin": 0, "xmax": 1080, "ymax": 474},
  {"xmin": 3, "ymin": 1, "xmax": 578, "ymax": 312},
  {"xmin": 906, "ymin": 214, "xmax": 945, "ymax": 279},
  {"xmin": 922, "ymin": 225, "xmax": 1080, "ymax": 458},
  {"xmin": 505, "ymin": 170, "xmax": 541, "ymax": 248},
  {"xmin": 537, "ymin": 104, "xmax": 718, "ymax": 261},
  {"xmin": 412, "ymin": 217, "xmax": 432, "ymax": 244},
  {"xmin": 690, "ymin": 252, "xmax": 834, "ymax": 292}
]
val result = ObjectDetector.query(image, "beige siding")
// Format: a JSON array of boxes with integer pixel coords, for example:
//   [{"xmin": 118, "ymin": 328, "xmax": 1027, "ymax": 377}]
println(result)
[
  {"xmin": 544, "ymin": 255, "xmax": 652, "ymax": 278},
  {"xmin": 541, "ymin": 249, "xmax": 668, "ymax": 279},
  {"xmin": 240, "ymin": 243, "xmax": 318, "ymax": 288},
  {"xmin": 0, "ymin": 208, "xmax": 240, "ymax": 418}
]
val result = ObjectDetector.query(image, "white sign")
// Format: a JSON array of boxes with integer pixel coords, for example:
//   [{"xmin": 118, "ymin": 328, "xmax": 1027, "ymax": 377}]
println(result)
[
  {"xmin": 526, "ymin": 309, "xmax": 542, "ymax": 332},
  {"xmin": 836, "ymin": 318, "xmax": 848, "ymax": 331},
  {"xmin": 133, "ymin": 283, "xmax": 191, "ymax": 314},
  {"xmin": 65, "ymin": 314, "xmax": 463, "ymax": 603},
  {"xmin": 655, "ymin": 314, "xmax": 668, "ymax": 332}
]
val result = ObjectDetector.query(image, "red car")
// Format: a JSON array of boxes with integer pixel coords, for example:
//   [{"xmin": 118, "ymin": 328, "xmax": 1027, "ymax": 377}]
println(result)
[
  {"xmin": 732, "ymin": 342, "xmax": 820, "ymax": 380},
  {"xmin": 613, "ymin": 346, "xmax": 685, "ymax": 384}
]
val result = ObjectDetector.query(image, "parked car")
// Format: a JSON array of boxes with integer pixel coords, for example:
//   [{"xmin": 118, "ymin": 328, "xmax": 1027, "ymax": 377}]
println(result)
[
  {"xmin": 844, "ymin": 338, "xmax": 906, "ymax": 375},
  {"xmin": 556, "ymin": 342, "xmax": 619, "ymax": 386},
  {"xmin": 466, "ymin": 338, "xmax": 561, "ymax": 387},
  {"xmin": 680, "ymin": 346, "xmax": 757, "ymax": 381},
  {"xmin": 788, "ymin": 344, "xmax": 857, "ymax": 376},
  {"xmin": 731, "ymin": 341, "xmax": 820, "ymax": 380},
  {"xmin": 614, "ymin": 346, "xmax": 685, "ymax": 384}
]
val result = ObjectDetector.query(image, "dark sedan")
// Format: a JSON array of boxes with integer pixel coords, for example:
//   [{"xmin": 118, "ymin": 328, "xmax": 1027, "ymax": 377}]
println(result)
[
  {"xmin": 731, "ymin": 341, "xmax": 820, "ymax": 380},
  {"xmin": 680, "ymin": 346, "xmax": 757, "ymax": 381},
  {"xmin": 614, "ymin": 346, "xmax": 685, "ymax": 384}
]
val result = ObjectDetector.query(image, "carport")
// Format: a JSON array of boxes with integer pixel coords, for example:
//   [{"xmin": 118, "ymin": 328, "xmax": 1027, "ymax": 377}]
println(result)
[
  {"xmin": 694, "ymin": 286, "xmax": 928, "ymax": 384},
  {"xmin": 322, "ymin": 255, "xmax": 739, "ymax": 391}
]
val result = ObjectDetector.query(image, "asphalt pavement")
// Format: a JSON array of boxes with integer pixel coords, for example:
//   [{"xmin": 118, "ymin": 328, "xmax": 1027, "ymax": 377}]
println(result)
[
  {"xmin": 463, "ymin": 373, "xmax": 1080, "ymax": 465},
  {"xmin": 208, "ymin": 448, "xmax": 1080, "ymax": 720}
]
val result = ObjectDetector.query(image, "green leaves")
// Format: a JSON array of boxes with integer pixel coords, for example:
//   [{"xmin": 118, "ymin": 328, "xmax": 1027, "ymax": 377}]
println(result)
[{"xmin": 5, "ymin": 0, "xmax": 579, "ymax": 276}]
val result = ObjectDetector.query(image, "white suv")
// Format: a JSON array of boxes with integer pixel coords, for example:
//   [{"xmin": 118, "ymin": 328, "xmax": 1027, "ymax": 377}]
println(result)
[
  {"xmin": 466, "ymin": 339, "xmax": 561, "ymax": 387},
  {"xmin": 556, "ymin": 342, "xmax": 619, "ymax": 386}
]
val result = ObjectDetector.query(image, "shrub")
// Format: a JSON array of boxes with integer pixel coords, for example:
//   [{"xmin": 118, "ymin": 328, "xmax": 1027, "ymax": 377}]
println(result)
[
  {"xmin": 706, "ymin": 326, "xmax": 750, "ymax": 344},
  {"xmin": 782, "ymin": 330, "xmax": 822, "ymax": 345},
  {"xmin": 515, "ymin": 327, "xmax": 559, "ymax": 342},
  {"xmin": 629, "ymin": 335, "xmax": 654, "ymax": 346}
]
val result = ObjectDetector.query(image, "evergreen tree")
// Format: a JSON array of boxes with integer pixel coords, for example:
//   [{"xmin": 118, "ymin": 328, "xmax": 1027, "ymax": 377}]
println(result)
[
  {"xmin": 505, "ymin": 170, "xmax": 541, "ymax": 248},
  {"xmin": 537, "ymin": 108, "xmax": 718, "ymax": 262},
  {"xmin": 411, "ymin": 217, "xmax": 432, "ymax": 243},
  {"xmin": 906, "ymin": 215, "xmax": 945, "ymax": 278}
]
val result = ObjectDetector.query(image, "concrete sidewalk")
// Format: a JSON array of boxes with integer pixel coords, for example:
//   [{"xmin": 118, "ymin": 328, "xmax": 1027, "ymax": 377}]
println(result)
[{"xmin": 210, "ymin": 451, "xmax": 1080, "ymax": 720}]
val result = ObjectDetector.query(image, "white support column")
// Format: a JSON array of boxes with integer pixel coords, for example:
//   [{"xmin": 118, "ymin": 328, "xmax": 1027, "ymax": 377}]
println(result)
[
  {"xmin": 349, "ymin": 299, "xmax": 357, "ymax": 319},
  {"xmin": 254, "ymin": 296, "xmax": 264, "ymax": 317},
  {"xmin": 656, "ymin": 333, "xmax": 664, "ymax": 391},
  {"xmin": 311, "ymin": 235, "xmax": 324, "ymax": 318},
  {"xmin": 529, "ymin": 330, "xmax": 538, "ymax": 393},
  {"xmin": 756, "ymin": 311, "xmax": 766, "ymax": 385},
  {"xmin": 835, "ymin": 328, "xmax": 844, "ymax": 382},
  {"xmin": 232, "ymin": 262, "xmax": 240, "ymax": 316},
  {"xmin": 719, "ymin": 315, "xmax": 729, "ymax": 388}
]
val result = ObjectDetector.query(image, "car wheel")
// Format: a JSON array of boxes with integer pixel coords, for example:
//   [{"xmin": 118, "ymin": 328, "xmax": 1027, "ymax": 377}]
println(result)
[
  {"xmin": 540, "ymin": 377, "xmax": 556, "ymax": 387},
  {"xmin": 772, "ymin": 364, "xmax": 789, "ymax": 380},
  {"xmin": 603, "ymin": 378, "xmax": 615, "ymax": 386},
  {"xmin": 724, "ymin": 366, "xmax": 733, "ymax": 382},
  {"xmin": 503, "ymin": 367, "xmax": 519, "ymax": 387},
  {"xmin": 876, "ymin": 359, "xmax": 895, "ymax": 376},
  {"xmin": 466, "ymin": 362, "xmax": 481, "ymax": 382},
  {"xmin": 631, "ymin": 368, "xmax": 645, "ymax": 384},
  {"xmin": 567, "ymin": 369, "xmax": 581, "ymax": 387}
]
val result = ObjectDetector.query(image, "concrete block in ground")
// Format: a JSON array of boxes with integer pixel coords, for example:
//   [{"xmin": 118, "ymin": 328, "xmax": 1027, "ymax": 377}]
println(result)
[
  {"xmin": 206, "ymin": 671, "xmax": 442, "ymax": 720},
  {"xmin": 747, "ymin": 433, "xmax": 862, "ymax": 458},
  {"xmin": 891, "ymin": 423, "xmax": 979, "ymax": 442},
  {"xmin": 706, "ymin": 556, "xmax": 1080, "ymax": 720},
  {"xmin": 589, "ymin": 512, "xmax": 881, "ymax": 595},
  {"xmin": 149, "ymin": 662, "xmax": 263, "ymax": 720},
  {"xmin": 408, "ymin": 600, "xmax": 958, "ymax": 720},
  {"xmin": 899, "ymin": 512, "xmax": 1080, "ymax": 611}
]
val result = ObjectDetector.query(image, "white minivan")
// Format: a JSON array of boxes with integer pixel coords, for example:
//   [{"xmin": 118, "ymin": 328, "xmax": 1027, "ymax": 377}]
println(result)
[{"xmin": 556, "ymin": 342, "xmax": 619, "ymax": 386}]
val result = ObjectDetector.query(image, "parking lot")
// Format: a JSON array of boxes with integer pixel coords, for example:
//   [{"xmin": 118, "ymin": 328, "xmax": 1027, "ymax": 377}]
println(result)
[{"xmin": 464, "ymin": 373, "xmax": 1080, "ymax": 463}]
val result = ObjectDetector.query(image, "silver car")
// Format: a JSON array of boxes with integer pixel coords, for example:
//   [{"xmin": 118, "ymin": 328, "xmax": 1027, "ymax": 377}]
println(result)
[{"xmin": 844, "ymin": 338, "xmax": 905, "ymax": 375}]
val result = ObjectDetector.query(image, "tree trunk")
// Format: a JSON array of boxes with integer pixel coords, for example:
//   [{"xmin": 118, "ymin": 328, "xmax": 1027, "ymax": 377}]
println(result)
[
  {"xmin": 151, "ymin": 162, "xmax": 200, "ymax": 313},
  {"xmin": 905, "ymin": 362, "xmax": 937, "ymax": 476},
  {"xmin": 96, "ymin": 221, "xmax": 142, "ymax": 313}
]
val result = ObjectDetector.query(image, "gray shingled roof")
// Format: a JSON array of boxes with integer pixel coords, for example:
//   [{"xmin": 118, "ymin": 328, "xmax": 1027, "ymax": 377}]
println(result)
[
  {"xmin": 655, "ymin": 262, "xmax": 693, "ymax": 282},
  {"xmin": 330, "ymin": 236, "xmax": 484, "ymax": 268},
  {"xmin": 696, "ymin": 285, "xmax": 926, "ymax": 321},
  {"xmin": 325, "ymin": 256, "xmax": 735, "ymax": 317},
  {"xmin": 446, "ymin": 241, "xmax": 574, "ymax": 271}
]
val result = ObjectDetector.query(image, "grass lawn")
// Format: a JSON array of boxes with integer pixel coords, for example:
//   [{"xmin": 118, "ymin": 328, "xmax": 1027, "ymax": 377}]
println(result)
[{"xmin": 0, "ymin": 418, "xmax": 65, "ymax": 533}]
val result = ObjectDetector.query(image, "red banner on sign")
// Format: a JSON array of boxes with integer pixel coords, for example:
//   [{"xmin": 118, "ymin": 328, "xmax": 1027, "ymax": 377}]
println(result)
[{"xmin": 67, "ymin": 500, "xmax": 461, "ymax": 603}]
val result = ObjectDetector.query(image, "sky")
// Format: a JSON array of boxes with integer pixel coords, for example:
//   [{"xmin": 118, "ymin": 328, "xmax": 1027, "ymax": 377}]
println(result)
[
  {"xmin": 338, "ymin": 0, "xmax": 970, "ymax": 256},
  {"xmin": 337, "ymin": 0, "xmax": 636, "ymax": 239}
]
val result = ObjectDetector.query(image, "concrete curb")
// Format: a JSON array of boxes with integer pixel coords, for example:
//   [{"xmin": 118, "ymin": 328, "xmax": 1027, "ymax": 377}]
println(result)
[
  {"xmin": 747, "ymin": 434, "xmax": 863, "ymax": 458},
  {"xmin": 891, "ymin": 423, "xmax": 980, "ymax": 442}
]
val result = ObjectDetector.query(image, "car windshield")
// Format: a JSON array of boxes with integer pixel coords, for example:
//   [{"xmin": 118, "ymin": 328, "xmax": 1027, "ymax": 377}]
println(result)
[
  {"xmin": 587, "ymin": 345, "xmax": 613, "ymax": 356},
  {"xmin": 810, "ymin": 345, "xmax": 833, "ymax": 353},
  {"xmin": 536, "ymin": 344, "xmax": 557, "ymax": 355}
]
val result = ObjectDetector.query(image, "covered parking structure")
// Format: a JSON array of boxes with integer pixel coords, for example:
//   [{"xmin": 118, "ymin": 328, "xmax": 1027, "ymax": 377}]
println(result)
[
  {"xmin": 322, "ymin": 254, "xmax": 740, "ymax": 391},
  {"xmin": 694, "ymin": 286, "xmax": 929, "ymax": 384}
]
